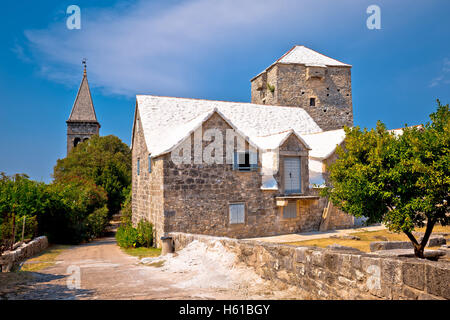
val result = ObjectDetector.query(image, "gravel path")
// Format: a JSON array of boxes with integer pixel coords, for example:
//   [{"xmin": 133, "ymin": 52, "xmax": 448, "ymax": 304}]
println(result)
[{"xmin": 1, "ymin": 236, "xmax": 305, "ymax": 300}]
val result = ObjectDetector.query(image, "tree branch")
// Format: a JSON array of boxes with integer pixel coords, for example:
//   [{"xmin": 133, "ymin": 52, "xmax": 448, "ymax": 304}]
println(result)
[{"xmin": 420, "ymin": 217, "xmax": 436, "ymax": 248}]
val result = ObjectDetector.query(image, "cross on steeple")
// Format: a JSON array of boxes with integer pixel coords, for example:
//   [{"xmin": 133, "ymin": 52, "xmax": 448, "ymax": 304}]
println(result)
[{"xmin": 82, "ymin": 58, "xmax": 87, "ymax": 76}]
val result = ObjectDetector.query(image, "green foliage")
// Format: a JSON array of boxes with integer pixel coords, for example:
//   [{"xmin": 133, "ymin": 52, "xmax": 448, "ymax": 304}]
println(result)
[
  {"xmin": 116, "ymin": 220, "xmax": 154, "ymax": 249},
  {"xmin": 322, "ymin": 100, "xmax": 449, "ymax": 258},
  {"xmin": 0, "ymin": 173, "xmax": 110, "ymax": 247},
  {"xmin": 116, "ymin": 224, "xmax": 139, "ymax": 248},
  {"xmin": 0, "ymin": 174, "xmax": 45, "ymax": 252},
  {"xmin": 136, "ymin": 220, "xmax": 153, "ymax": 248},
  {"xmin": 120, "ymin": 187, "xmax": 132, "ymax": 226},
  {"xmin": 267, "ymin": 82, "xmax": 275, "ymax": 93},
  {"xmin": 53, "ymin": 135, "xmax": 131, "ymax": 215},
  {"xmin": 86, "ymin": 206, "xmax": 109, "ymax": 240},
  {"xmin": 37, "ymin": 177, "xmax": 108, "ymax": 244}
]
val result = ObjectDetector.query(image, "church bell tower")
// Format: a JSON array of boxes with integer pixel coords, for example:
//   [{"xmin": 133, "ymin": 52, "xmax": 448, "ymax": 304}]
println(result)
[{"xmin": 66, "ymin": 60, "xmax": 100, "ymax": 154}]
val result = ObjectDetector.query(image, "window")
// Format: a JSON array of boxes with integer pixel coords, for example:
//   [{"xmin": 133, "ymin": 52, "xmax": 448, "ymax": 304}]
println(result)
[
  {"xmin": 233, "ymin": 151, "xmax": 258, "ymax": 171},
  {"xmin": 310, "ymin": 97, "xmax": 316, "ymax": 106},
  {"xmin": 74, "ymin": 137, "xmax": 81, "ymax": 147},
  {"xmin": 148, "ymin": 154, "xmax": 152, "ymax": 173},
  {"xmin": 229, "ymin": 203, "xmax": 245, "ymax": 224},
  {"xmin": 283, "ymin": 201, "xmax": 297, "ymax": 219},
  {"xmin": 137, "ymin": 158, "xmax": 140, "ymax": 176}
]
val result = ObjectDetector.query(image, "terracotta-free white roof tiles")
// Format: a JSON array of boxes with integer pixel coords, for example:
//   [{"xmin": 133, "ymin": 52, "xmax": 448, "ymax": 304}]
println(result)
[
  {"xmin": 301, "ymin": 129, "xmax": 346, "ymax": 160},
  {"xmin": 135, "ymin": 95, "xmax": 322, "ymax": 157},
  {"xmin": 278, "ymin": 45, "xmax": 351, "ymax": 67},
  {"xmin": 252, "ymin": 45, "xmax": 351, "ymax": 80}
]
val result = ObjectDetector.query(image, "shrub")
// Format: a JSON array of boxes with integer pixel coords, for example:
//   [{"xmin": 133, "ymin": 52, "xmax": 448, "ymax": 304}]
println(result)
[
  {"xmin": 136, "ymin": 220, "xmax": 153, "ymax": 248},
  {"xmin": 116, "ymin": 220, "xmax": 154, "ymax": 248},
  {"xmin": 116, "ymin": 225, "xmax": 139, "ymax": 248},
  {"xmin": 37, "ymin": 177, "xmax": 108, "ymax": 244},
  {"xmin": 86, "ymin": 205, "xmax": 109, "ymax": 240}
]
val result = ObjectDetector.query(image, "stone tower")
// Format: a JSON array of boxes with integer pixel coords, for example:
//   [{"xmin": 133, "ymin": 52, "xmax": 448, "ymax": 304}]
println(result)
[
  {"xmin": 66, "ymin": 63, "xmax": 100, "ymax": 154},
  {"xmin": 251, "ymin": 45, "xmax": 353, "ymax": 131}
]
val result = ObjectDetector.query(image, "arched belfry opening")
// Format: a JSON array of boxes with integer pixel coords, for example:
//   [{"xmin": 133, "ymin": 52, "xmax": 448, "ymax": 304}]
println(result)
[
  {"xmin": 66, "ymin": 59, "xmax": 100, "ymax": 155},
  {"xmin": 74, "ymin": 137, "xmax": 81, "ymax": 148}
]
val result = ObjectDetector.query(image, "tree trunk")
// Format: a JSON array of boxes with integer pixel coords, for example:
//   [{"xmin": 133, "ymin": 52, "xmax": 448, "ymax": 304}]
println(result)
[{"xmin": 404, "ymin": 218, "xmax": 436, "ymax": 259}]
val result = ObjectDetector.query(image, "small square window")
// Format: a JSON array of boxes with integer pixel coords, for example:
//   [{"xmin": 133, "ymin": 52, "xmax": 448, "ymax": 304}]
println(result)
[
  {"xmin": 148, "ymin": 154, "xmax": 152, "ymax": 173},
  {"xmin": 283, "ymin": 201, "xmax": 297, "ymax": 219},
  {"xmin": 310, "ymin": 98, "xmax": 316, "ymax": 106},
  {"xmin": 229, "ymin": 203, "xmax": 245, "ymax": 224},
  {"xmin": 233, "ymin": 151, "xmax": 258, "ymax": 171}
]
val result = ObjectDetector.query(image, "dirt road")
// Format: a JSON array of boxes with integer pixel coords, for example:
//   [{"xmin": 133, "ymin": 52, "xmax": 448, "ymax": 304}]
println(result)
[{"xmin": 2, "ymin": 236, "xmax": 305, "ymax": 300}]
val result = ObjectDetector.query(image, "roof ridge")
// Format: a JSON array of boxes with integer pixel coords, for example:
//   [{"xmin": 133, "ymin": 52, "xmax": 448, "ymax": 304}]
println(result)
[{"xmin": 136, "ymin": 94, "xmax": 313, "ymax": 111}]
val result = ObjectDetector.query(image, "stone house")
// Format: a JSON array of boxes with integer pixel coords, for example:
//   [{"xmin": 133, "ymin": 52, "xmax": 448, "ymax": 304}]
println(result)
[{"xmin": 132, "ymin": 45, "xmax": 357, "ymax": 247}]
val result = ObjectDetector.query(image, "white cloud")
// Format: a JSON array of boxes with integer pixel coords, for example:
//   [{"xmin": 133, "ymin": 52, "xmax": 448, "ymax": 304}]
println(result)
[
  {"xmin": 22, "ymin": 0, "xmax": 363, "ymax": 96},
  {"xmin": 429, "ymin": 58, "xmax": 450, "ymax": 87}
]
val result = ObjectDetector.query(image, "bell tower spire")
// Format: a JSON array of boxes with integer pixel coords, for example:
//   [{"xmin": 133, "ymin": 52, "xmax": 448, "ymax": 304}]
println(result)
[{"xmin": 66, "ymin": 60, "xmax": 101, "ymax": 154}]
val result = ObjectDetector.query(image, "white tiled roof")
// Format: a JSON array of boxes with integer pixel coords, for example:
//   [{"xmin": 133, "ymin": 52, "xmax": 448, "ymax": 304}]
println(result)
[
  {"xmin": 301, "ymin": 129, "xmax": 346, "ymax": 160},
  {"xmin": 135, "ymin": 95, "xmax": 322, "ymax": 157},
  {"xmin": 252, "ymin": 45, "xmax": 351, "ymax": 80},
  {"xmin": 278, "ymin": 46, "xmax": 351, "ymax": 67}
]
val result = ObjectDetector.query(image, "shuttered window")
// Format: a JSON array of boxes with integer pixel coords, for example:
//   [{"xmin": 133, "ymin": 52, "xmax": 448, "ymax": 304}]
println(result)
[
  {"xmin": 283, "ymin": 201, "xmax": 297, "ymax": 219},
  {"xmin": 229, "ymin": 203, "xmax": 245, "ymax": 224}
]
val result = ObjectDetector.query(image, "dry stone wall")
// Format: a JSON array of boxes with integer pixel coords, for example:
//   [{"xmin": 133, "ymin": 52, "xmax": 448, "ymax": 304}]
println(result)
[
  {"xmin": 169, "ymin": 232, "xmax": 450, "ymax": 300},
  {"xmin": 0, "ymin": 236, "xmax": 48, "ymax": 272}
]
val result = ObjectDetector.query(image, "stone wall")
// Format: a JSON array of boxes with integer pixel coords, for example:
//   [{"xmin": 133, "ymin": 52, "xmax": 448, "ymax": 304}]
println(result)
[
  {"xmin": 161, "ymin": 113, "xmax": 323, "ymax": 239},
  {"xmin": 0, "ymin": 236, "xmax": 48, "ymax": 272},
  {"xmin": 131, "ymin": 110, "xmax": 165, "ymax": 247},
  {"xmin": 66, "ymin": 121, "xmax": 100, "ymax": 154},
  {"xmin": 251, "ymin": 64, "xmax": 353, "ymax": 131},
  {"xmin": 169, "ymin": 232, "xmax": 450, "ymax": 300}
]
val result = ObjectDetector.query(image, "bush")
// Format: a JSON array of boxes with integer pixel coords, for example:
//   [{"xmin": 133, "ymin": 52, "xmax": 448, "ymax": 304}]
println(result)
[
  {"xmin": 86, "ymin": 205, "xmax": 109, "ymax": 240},
  {"xmin": 116, "ymin": 225, "xmax": 138, "ymax": 248},
  {"xmin": 37, "ymin": 177, "xmax": 108, "ymax": 244},
  {"xmin": 116, "ymin": 220, "xmax": 154, "ymax": 248},
  {"xmin": 136, "ymin": 220, "xmax": 153, "ymax": 248}
]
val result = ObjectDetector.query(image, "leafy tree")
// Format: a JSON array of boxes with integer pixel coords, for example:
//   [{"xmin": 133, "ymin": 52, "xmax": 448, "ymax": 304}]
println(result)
[
  {"xmin": 322, "ymin": 100, "xmax": 449, "ymax": 258},
  {"xmin": 37, "ymin": 176, "xmax": 108, "ymax": 243},
  {"xmin": 53, "ymin": 135, "xmax": 131, "ymax": 215}
]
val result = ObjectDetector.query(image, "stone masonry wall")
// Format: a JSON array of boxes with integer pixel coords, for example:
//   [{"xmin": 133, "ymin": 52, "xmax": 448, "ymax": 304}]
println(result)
[
  {"xmin": 66, "ymin": 122, "xmax": 100, "ymax": 154},
  {"xmin": 251, "ymin": 64, "xmax": 353, "ymax": 131},
  {"xmin": 161, "ymin": 113, "xmax": 323, "ymax": 239},
  {"xmin": 0, "ymin": 236, "xmax": 48, "ymax": 272},
  {"xmin": 169, "ymin": 232, "xmax": 450, "ymax": 300},
  {"xmin": 131, "ymin": 111, "xmax": 165, "ymax": 247}
]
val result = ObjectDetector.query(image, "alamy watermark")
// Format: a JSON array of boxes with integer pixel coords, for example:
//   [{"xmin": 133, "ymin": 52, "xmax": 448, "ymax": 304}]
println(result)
[
  {"xmin": 66, "ymin": 5, "xmax": 81, "ymax": 30},
  {"xmin": 66, "ymin": 265, "xmax": 81, "ymax": 289},
  {"xmin": 366, "ymin": 5, "xmax": 381, "ymax": 30}
]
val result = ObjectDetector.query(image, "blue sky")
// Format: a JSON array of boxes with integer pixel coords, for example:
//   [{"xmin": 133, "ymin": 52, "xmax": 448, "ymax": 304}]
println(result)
[{"xmin": 0, "ymin": 0, "xmax": 449, "ymax": 182}]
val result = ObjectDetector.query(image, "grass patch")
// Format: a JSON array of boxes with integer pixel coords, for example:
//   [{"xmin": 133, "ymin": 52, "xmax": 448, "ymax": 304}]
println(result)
[
  {"xmin": 121, "ymin": 247, "xmax": 161, "ymax": 259},
  {"xmin": 284, "ymin": 225, "xmax": 450, "ymax": 252},
  {"xmin": 20, "ymin": 244, "xmax": 70, "ymax": 272}
]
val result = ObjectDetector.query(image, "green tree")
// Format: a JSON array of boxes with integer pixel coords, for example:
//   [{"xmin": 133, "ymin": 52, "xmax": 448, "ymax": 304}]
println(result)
[
  {"xmin": 322, "ymin": 101, "xmax": 449, "ymax": 258},
  {"xmin": 53, "ymin": 135, "xmax": 131, "ymax": 215}
]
